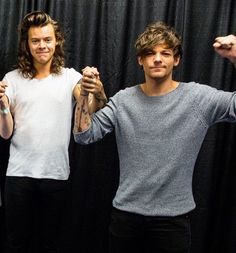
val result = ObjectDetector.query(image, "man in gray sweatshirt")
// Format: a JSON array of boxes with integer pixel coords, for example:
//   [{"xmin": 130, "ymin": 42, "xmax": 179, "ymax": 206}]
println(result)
[{"xmin": 73, "ymin": 22, "xmax": 236, "ymax": 253}]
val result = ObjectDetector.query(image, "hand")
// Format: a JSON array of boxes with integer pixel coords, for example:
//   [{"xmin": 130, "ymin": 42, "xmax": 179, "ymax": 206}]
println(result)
[
  {"xmin": 81, "ymin": 66, "xmax": 103, "ymax": 96},
  {"xmin": 0, "ymin": 81, "xmax": 7, "ymax": 101},
  {"xmin": 213, "ymin": 35, "xmax": 236, "ymax": 65},
  {"xmin": 82, "ymin": 66, "xmax": 100, "ymax": 78}
]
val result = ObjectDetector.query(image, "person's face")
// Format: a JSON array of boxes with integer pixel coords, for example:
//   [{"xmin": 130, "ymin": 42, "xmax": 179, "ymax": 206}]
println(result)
[
  {"xmin": 138, "ymin": 44, "xmax": 180, "ymax": 82},
  {"xmin": 28, "ymin": 23, "xmax": 57, "ymax": 67}
]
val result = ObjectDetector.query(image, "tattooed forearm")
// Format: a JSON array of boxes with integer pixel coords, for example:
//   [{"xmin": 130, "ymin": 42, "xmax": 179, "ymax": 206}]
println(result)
[
  {"xmin": 88, "ymin": 91, "xmax": 107, "ymax": 114},
  {"xmin": 75, "ymin": 102, "xmax": 83, "ymax": 132},
  {"xmin": 82, "ymin": 107, "xmax": 88, "ymax": 115},
  {"xmin": 74, "ymin": 95, "xmax": 91, "ymax": 133}
]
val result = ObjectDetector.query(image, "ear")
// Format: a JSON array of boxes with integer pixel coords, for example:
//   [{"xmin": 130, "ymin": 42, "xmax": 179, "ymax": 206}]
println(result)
[
  {"xmin": 174, "ymin": 56, "xmax": 180, "ymax": 67},
  {"xmin": 138, "ymin": 56, "xmax": 143, "ymax": 66}
]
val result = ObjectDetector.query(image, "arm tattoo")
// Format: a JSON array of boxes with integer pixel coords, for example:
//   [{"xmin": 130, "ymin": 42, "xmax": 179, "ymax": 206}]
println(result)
[
  {"xmin": 76, "ymin": 100, "xmax": 84, "ymax": 132},
  {"xmin": 75, "ymin": 96, "xmax": 91, "ymax": 132}
]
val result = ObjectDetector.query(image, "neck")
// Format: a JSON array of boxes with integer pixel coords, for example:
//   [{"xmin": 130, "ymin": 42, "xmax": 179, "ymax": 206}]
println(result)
[
  {"xmin": 141, "ymin": 76, "xmax": 179, "ymax": 96},
  {"xmin": 34, "ymin": 61, "xmax": 52, "ymax": 79}
]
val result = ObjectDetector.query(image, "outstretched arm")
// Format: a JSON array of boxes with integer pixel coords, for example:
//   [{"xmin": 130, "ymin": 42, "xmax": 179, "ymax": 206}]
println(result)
[
  {"xmin": 0, "ymin": 81, "xmax": 13, "ymax": 139},
  {"xmin": 213, "ymin": 34, "xmax": 236, "ymax": 68}
]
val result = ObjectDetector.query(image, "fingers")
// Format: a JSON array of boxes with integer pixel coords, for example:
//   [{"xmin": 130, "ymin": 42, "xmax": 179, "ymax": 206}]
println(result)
[
  {"xmin": 82, "ymin": 66, "xmax": 100, "ymax": 78},
  {"xmin": 213, "ymin": 35, "xmax": 236, "ymax": 49},
  {"xmin": 82, "ymin": 75, "xmax": 98, "ymax": 85},
  {"xmin": 80, "ymin": 66, "xmax": 103, "ymax": 95},
  {"xmin": 81, "ymin": 77, "xmax": 102, "ymax": 94},
  {"xmin": 213, "ymin": 41, "xmax": 222, "ymax": 48},
  {"xmin": 0, "ymin": 81, "xmax": 8, "ymax": 89},
  {"xmin": 0, "ymin": 81, "xmax": 8, "ymax": 99},
  {"xmin": 213, "ymin": 35, "xmax": 236, "ymax": 64}
]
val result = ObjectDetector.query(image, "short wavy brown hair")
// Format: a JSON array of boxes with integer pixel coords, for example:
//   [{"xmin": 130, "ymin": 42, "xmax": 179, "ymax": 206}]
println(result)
[
  {"xmin": 17, "ymin": 11, "xmax": 65, "ymax": 78},
  {"xmin": 135, "ymin": 21, "xmax": 183, "ymax": 59}
]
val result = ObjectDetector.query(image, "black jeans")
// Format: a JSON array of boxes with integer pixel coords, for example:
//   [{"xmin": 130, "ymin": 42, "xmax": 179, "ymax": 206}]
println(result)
[
  {"xmin": 109, "ymin": 207, "xmax": 191, "ymax": 253},
  {"xmin": 4, "ymin": 176, "xmax": 69, "ymax": 253}
]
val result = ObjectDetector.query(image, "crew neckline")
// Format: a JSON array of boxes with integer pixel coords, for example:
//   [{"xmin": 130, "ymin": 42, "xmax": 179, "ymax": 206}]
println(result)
[
  {"xmin": 33, "ymin": 74, "xmax": 52, "ymax": 82},
  {"xmin": 137, "ymin": 82, "xmax": 182, "ymax": 98}
]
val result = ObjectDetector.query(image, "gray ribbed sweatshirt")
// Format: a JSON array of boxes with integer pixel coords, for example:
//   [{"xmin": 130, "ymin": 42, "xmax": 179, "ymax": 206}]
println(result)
[{"xmin": 74, "ymin": 82, "xmax": 236, "ymax": 216}]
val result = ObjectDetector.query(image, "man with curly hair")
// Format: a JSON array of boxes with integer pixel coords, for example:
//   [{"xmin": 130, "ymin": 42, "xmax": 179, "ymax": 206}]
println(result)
[
  {"xmin": 0, "ymin": 11, "xmax": 106, "ymax": 253},
  {"xmin": 74, "ymin": 21, "xmax": 236, "ymax": 253}
]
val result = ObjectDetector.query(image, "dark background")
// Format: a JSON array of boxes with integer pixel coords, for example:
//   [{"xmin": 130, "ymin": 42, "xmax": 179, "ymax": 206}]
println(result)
[{"xmin": 0, "ymin": 0, "xmax": 236, "ymax": 252}]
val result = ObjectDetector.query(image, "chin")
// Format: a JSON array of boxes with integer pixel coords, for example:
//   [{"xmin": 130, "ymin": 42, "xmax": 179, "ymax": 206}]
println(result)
[
  {"xmin": 37, "ymin": 58, "xmax": 52, "ymax": 65},
  {"xmin": 152, "ymin": 74, "xmax": 165, "ymax": 79}
]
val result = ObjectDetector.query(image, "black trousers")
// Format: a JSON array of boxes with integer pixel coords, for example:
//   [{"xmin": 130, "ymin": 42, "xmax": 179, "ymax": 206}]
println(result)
[
  {"xmin": 4, "ymin": 176, "xmax": 69, "ymax": 253},
  {"xmin": 109, "ymin": 207, "xmax": 191, "ymax": 253},
  {"xmin": 0, "ymin": 206, "xmax": 6, "ymax": 252}
]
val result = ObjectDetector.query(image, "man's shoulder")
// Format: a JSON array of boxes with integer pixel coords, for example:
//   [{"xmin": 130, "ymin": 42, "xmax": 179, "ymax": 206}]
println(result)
[
  {"xmin": 60, "ymin": 67, "xmax": 82, "ymax": 80},
  {"xmin": 62, "ymin": 67, "xmax": 80, "ymax": 74},
  {"xmin": 180, "ymin": 81, "xmax": 215, "ymax": 91},
  {"xmin": 179, "ymin": 82, "xmax": 220, "ymax": 102},
  {"xmin": 108, "ymin": 85, "xmax": 139, "ymax": 105},
  {"xmin": 5, "ymin": 69, "xmax": 20, "ymax": 77},
  {"xmin": 116, "ymin": 84, "xmax": 139, "ymax": 96},
  {"xmin": 4, "ymin": 69, "xmax": 24, "ymax": 81}
]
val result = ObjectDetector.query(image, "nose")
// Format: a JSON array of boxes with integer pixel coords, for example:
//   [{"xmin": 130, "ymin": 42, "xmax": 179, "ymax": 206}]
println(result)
[
  {"xmin": 153, "ymin": 53, "xmax": 162, "ymax": 63},
  {"xmin": 39, "ymin": 40, "xmax": 46, "ymax": 48}
]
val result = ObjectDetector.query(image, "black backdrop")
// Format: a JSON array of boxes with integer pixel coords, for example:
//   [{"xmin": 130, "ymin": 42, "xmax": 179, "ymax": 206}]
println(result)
[{"xmin": 0, "ymin": 0, "xmax": 236, "ymax": 252}]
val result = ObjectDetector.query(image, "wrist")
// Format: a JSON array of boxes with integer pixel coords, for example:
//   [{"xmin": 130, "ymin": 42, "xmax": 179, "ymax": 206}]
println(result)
[
  {"xmin": 80, "ymin": 89, "xmax": 89, "ymax": 96},
  {"xmin": 0, "ymin": 95, "xmax": 6, "ymax": 103},
  {"xmin": 0, "ymin": 97, "xmax": 9, "ymax": 110},
  {"xmin": 0, "ymin": 106, "xmax": 10, "ymax": 115},
  {"xmin": 95, "ymin": 90, "xmax": 107, "ymax": 101},
  {"xmin": 80, "ymin": 93, "xmax": 89, "ymax": 96},
  {"xmin": 95, "ymin": 88, "xmax": 104, "ymax": 98},
  {"xmin": 0, "ymin": 94, "xmax": 8, "ymax": 105}
]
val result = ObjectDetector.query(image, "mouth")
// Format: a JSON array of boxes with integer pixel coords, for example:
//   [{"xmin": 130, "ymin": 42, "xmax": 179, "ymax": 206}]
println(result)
[
  {"xmin": 151, "ymin": 66, "xmax": 165, "ymax": 71},
  {"xmin": 36, "ymin": 52, "xmax": 49, "ymax": 55}
]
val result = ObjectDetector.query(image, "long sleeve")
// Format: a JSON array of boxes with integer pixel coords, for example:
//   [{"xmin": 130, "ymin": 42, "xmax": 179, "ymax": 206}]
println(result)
[
  {"xmin": 192, "ymin": 84, "xmax": 236, "ymax": 126},
  {"xmin": 74, "ymin": 92, "xmax": 119, "ymax": 144}
]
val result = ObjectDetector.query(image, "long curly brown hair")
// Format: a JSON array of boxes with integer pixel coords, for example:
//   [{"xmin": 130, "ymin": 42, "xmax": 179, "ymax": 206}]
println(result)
[{"xmin": 17, "ymin": 11, "xmax": 65, "ymax": 78}]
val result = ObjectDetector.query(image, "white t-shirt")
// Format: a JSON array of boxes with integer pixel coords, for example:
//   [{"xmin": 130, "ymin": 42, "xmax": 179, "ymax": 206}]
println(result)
[{"xmin": 4, "ymin": 68, "xmax": 82, "ymax": 180}]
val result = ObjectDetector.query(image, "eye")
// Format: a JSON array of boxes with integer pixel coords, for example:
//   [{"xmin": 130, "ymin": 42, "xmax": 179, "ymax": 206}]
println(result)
[
  {"xmin": 31, "ymin": 39, "xmax": 39, "ymax": 44},
  {"xmin": 45, "ymin": 38, "xmax": 52, "ymax": 43},
  {"xmin": 162, "ymin": 51, "xmax": 172, "ymax": 56},
  {"xmin": 145, "ymin": 51, "xmax": 155, "ymax": 56}
]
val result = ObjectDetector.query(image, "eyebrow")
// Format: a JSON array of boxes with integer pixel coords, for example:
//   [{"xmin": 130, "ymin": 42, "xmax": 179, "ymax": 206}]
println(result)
[{"xmin": 30, "ymin": 36, "xmax": 53, "ymax": 40}]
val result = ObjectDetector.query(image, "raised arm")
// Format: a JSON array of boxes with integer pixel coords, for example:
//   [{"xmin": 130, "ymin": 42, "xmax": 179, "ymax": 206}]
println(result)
[
  {"xmin": 73, "ymin": 67, "xmax": 107, "ymax": 114},
  {"xmin": 0, "ymin": 81, "xmax": 13, "ymax": 139},
  {"xmin": 73, "ymin": 69, "xmax": 103, "ymax": 133},
  {"xmin": 213, "ymin": 34, "xmax": 236, "ymax": 68}
]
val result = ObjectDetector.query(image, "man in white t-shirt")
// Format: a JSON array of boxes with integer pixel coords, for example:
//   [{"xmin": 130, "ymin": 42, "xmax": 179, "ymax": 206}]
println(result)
[{"xmin": 0, "ymin": 11, "xmax": 105, "ymax": 253}]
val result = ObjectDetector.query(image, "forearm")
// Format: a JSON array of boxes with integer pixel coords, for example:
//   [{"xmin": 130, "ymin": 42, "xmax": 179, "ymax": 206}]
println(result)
[
  {"xmin": 88, "ymin": 88, "xmax": 107, "ymax": 114},
  {"xmin": 0, "ymin": 96, "xmax": 13, "ymax": 139},
  {"xmin": 74, "ymin": 93, "xmax": 91, "ymax": 133}
]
